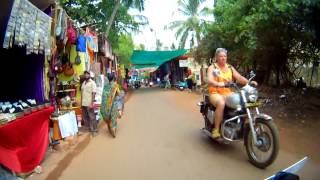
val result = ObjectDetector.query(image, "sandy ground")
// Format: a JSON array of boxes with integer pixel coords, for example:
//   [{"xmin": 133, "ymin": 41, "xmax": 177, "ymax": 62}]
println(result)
[{"xmin": 29, "ymin": 87, "xmax": 320, "ymax": 180}]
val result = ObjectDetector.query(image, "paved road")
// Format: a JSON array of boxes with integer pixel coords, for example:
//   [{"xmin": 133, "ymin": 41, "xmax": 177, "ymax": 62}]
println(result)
[{"xmin": 47, "ymin": 88, "xmax": 319, "ymax": 180}]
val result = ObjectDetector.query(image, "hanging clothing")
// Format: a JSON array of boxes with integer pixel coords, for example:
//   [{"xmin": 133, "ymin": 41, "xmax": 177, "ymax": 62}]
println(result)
[
  {"xmin": 86, "ymin": 39, "xmax": 94, "ymax": 64},
  {"xmin": 92, "ymin": 36, "xmax": 99, "ymax": 52},
  {"xmin": 76, "ymin": 34, "xmax": 86, "ymax": 52}
]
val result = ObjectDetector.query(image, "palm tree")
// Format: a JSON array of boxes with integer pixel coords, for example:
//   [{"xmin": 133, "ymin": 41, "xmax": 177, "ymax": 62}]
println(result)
[{"xmin": 166, "ymin": 0, "xmax": 211, "ymax": 49}]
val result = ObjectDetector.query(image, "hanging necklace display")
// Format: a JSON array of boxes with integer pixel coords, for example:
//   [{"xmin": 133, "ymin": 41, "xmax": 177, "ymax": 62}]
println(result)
[
  {"xmin": 2, "ymin": 0, "xmax": 52, "ymax": 56},
  {"xmin": 3, "ymin": 0, "xmax": 21, "ymax": 49}
]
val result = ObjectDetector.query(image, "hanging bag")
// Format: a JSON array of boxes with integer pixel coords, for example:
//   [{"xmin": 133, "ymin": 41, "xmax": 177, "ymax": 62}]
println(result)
[
  {"xmin": 55, "ymin": 54, "xmax": 64, "ymax": 73},
  {"xmin": 75, "ymin": 52, "xmax": 81, "ymax": 65},
  {"xmin": 64, "ymin": 61, "xmax": 74, "ymax": 76},
  {"xmin": 64, "ymin": 52, "xmax": 74, "ymax": 76},
  {"xmin": 67, "ymin": 19, "xmax": 77, "ymax": 44}
]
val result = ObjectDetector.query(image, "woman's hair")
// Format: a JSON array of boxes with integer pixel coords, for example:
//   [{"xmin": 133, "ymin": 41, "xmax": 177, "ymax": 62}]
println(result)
[
  {"xmin": 215, "ymin": 48, "xmax": 227, "ymax": 56},
  {"xmin": 107, "ymin": 73, "xmax": 115, "ymax": 82}
]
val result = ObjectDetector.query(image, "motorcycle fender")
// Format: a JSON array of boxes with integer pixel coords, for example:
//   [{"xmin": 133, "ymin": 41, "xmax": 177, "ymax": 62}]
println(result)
[
  {"xmin": 199, "ymin": 102, "xmax": 206, "ymax": 114},
  {"xmin": 254, "ymin": 113, "xmax": 272, "ymax": 121}
]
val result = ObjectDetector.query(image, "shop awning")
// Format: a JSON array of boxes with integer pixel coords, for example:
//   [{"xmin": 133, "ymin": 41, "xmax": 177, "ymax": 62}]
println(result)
[
  {"xmin": 133, "ymin": 64, "xmax": 159, "ymax": 69},
  {"xmin": 130, "ymin": 49, "xmax": 188, "ymax": 67}
]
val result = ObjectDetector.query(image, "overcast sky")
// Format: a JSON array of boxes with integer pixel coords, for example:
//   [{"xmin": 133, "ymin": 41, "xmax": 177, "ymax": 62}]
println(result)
[{"xmin": 129, "ymin": 0, "xmax": 214, "ymax": 50}]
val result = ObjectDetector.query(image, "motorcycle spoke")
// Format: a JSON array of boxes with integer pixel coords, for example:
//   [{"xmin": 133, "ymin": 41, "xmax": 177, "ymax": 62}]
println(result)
[
  {"xmin": 249, "ymin": 123, "xmax": 274, "ymax": 163},
  {"xmin": 260, "ymin": 125, "xmax": 266, "ymax": 133}
]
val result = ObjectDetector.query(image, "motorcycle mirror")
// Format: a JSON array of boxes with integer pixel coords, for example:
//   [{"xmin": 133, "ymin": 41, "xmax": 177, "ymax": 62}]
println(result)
[{"xmin": 250, "ymin": 70, "xmax": 256, "ymax": 77}]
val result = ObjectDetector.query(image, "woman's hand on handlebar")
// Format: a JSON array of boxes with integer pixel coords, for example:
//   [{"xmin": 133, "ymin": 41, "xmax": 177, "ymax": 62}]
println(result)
[
  {"xmin": 214, "ymin": 81, "xmax": 236, "ymax": 87},
  {"xmin": 224, "ymin": 81, "xmax": 236, "ymax": 88},
  {"xmin": 250, "ymin": 81, "xmax": 258, "ymax": 87}
]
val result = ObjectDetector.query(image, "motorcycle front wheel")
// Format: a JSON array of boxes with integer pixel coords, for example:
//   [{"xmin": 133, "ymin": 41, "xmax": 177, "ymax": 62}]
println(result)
[{"xmin": 244, "ymin": 119, "xmax": 279, "ymax": 169}]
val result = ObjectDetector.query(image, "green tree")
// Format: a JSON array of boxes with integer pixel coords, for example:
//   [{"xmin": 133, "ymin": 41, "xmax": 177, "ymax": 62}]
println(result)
[
  {"xmin": 166, "ymin": 0, "xmax": 211, "ymax": 49},
  {"xmin": 114, "ymin": 34, "xmax": 135, "ymax": 67},
  {"xmin": 105, "ymin": 0, "xmax": 145, "ymax": 38},
  {"xmin": 196, "ymin": 0, "xmax": 320, "ymax": 86}
]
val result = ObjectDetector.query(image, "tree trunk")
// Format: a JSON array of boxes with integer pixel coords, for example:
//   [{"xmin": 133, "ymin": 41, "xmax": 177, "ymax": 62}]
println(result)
[
  {"xmin": 195, "ymin": 31, "xmax": 201, "ymax": 47},
  {"xmin": 309, "ymin": 61, "xmax": 316, "ymax": 86},
  {"xmin": 276, "ymin": 66, "xmax": 280, "ymax": 86},
  {"xmin": 105, "ymin": 0, "xmax": 121, "ymax": 39},
  {"xmin": 263, "ymin": 62, "xmax": 272, "ymax": 85}
]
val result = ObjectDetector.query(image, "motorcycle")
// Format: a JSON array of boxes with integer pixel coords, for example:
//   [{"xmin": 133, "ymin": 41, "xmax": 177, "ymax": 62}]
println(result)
[
  {"xmin": 198, "ymin": 72, "xmax": 279, "ymax": 168},
  {"xmin": 134, "ymin": 80, "xmax": 141, "ymax": 89},
  {"xmin": 175, "ymin": 81, "xmax": 188, "ymax": 91}
]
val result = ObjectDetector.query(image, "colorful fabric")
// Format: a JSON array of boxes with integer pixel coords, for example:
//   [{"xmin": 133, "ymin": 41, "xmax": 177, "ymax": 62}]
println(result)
[
  {"xmin": 100, "ymin": 82, "xmax": 120, "ymax": 128},
  {"xmin": 44, "ymin": 56, "xmax": 50, "ymax": 100},
  {"xmin": 114, "ymin": 90, "xmax": 125, "ymax": 111},
  {"xmin": 0, "ymin": 107, "xmax": 54, "ymax": 173},
  {"xmin": 76, "ymin": 34, "xmax": 86, "ymax": 52},
  {"xmin": 92, "ymin": 36, "xmax": 99, "ymax": 52},
  {"xmin": 86, "ymin": 39, "xmax": 94, "ymax": 64}
]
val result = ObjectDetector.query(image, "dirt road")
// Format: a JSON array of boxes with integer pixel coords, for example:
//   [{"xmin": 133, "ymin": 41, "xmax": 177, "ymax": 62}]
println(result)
[{"xmin": 43, "ymin": 88, "xmax": 320, "ymax": 180}]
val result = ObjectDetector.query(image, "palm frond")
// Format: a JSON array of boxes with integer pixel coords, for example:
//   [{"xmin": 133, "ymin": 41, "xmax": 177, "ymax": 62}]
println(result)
[
  {"xmin": 131, "ymin": 14, "xmax": 149, "ymax": 25},
  {"xmin": 175, "ymin": 26, "xmax": 187, "ymax": 39},
  {"xmin": 123, "ymin": 0, "xmax": 144, "ymax": 11},
  {"xmin": 167, "ymin": 0, "xmax": 211, "ymax": 49},
  {"xmin": 166, "ymin": 20, "xmax": 185, "ymax": 30},
  {"xmin": 178, "ymin": 8, "xmax": 191, "ymax": 16},
  {"xmin": 179, "ymin": 27, "xmax": 191, "ymax": 49},
  {"xmin": 200, "ymin": 7, "xmax": 214, "ymax": 16}
]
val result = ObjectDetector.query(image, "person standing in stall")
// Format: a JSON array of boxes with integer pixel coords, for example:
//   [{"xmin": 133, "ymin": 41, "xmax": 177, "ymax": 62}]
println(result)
[{"xmin": 81, "ymin": 71, "xmax": 98, "ymax": 136}]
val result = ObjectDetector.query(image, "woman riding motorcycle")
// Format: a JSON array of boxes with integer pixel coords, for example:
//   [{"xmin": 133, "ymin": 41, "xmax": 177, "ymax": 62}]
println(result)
[{"xmin": 207, "ymin": 48, "xmax": 258, "ymax": 139}]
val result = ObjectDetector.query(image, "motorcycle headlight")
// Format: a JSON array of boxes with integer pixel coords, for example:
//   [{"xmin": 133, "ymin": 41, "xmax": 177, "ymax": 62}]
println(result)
[
  {"xmin": 248, "ymin": 93, "xmax": 258, "ymax": 103},
  {"xmin": 243, "ymin": 85, "xmax": 258, "ymax": 103}
]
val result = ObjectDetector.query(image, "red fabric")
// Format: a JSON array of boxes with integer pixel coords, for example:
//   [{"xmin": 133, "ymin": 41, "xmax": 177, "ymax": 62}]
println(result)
[{"xmin": 0, "ymin": 107, "xmax": 54, "ymax": 173}]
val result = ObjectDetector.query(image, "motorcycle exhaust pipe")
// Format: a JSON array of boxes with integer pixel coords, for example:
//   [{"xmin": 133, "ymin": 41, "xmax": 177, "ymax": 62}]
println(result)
[
  {"xmin": 197, "ymin": 102, "xmax": 204, "ymax": 106},
  {"xmin": 201, "ymin": 128, "xmax": 212, "ymax": 137}
]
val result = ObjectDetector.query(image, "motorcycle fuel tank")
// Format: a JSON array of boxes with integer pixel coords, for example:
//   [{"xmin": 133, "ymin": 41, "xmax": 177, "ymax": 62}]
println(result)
[{"xmin": 225, "ymin": 93, "xmax": 242, "ymax": 109}]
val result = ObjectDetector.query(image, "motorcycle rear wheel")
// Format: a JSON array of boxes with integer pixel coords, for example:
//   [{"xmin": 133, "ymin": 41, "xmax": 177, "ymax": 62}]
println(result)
[{"xmin": 244, "ymin": 119, "xmax": 279, "ymax": 169}]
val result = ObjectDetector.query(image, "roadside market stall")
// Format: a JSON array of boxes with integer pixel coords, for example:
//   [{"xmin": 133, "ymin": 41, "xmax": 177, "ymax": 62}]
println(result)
[
  {"xmin": 0, "ymin": 0, "xmax": 120, "ymax": 174},
  {"xmin": 49, "ymin": 6, "xmax": 118, "ymax": 142},
  {"xmin": 0, "ymin": 0, "xmax": 54, "ymax": 174}
]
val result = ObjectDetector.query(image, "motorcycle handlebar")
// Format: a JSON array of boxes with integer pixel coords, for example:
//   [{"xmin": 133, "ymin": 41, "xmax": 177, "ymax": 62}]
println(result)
[{"xmin": 224, "ymin": 82, "xmax": 237, "ymax": 88}]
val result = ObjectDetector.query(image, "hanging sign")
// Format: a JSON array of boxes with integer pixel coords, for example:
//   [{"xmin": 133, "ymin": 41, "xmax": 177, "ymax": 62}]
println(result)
[{"xmin": 179, "ymin": 60, "xmax": 189, "ymax": 67}]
